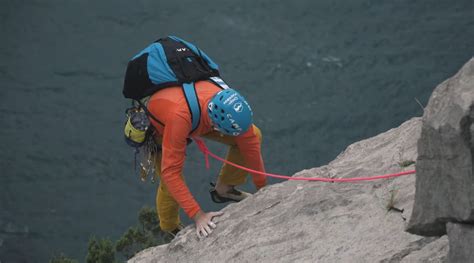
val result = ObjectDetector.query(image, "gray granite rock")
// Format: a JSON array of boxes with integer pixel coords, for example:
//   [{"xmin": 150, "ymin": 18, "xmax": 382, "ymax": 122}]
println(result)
[
  {"xmin": 447, "ymin": 223, "xmax": 474, "ymax": 263},
  {"xmin": 128, "ymin": 58, "xmax": 474, "ymax": 262},
  {"xmin": 407, "ymin": 58, "xmax": 474, "ymax": 236},
  {"xmin": 128, "ymin": 117, "xmax": 450, "ymax": 262}
]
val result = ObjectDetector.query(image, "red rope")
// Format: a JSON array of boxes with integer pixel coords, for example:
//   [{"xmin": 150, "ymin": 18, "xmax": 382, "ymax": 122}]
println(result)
[{"xmin": 193, "ymin": 138, "xmax": 416, "ymax": 183}]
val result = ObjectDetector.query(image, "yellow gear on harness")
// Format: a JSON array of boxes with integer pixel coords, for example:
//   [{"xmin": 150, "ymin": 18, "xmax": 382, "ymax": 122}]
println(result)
[
  {"xmin": 124, "ymin": 116, "xmax": 147, "ymax": 145},
  {"xmin": 124, "ymin": 108, "xmax": 149, "ymax": 146}
]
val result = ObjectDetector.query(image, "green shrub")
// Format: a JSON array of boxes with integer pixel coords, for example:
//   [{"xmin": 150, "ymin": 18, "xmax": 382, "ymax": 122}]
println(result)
[
  {"xmin": 51, "ymin": 206, "xmax": 172, "ymax": 262},
  {"xmin": 49, "ymin": 253, "xmax": 78, "ymax": 263},
  {"xmin": 115, "ymin": 206, "xmax": 169, "ymax": 259},
  {"xmin": 398, "ymin": 160, "xmax": 415, "ymax": 168},
  {"xmin": 86, "ymin": 237, "xmax": 116, "ymax": 263}
]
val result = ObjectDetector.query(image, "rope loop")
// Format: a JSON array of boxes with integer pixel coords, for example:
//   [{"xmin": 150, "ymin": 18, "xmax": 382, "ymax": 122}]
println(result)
[{"xmin": 195, "ymin": 139, "xmax": 211, "ymax": 169}]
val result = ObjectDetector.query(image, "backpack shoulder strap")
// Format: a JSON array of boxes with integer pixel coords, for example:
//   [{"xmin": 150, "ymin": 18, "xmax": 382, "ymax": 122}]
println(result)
[
  {"xmin": 137, "ymin": 83, "xmax": 201, "ymax": 135},
  {"xmin": 137, "ymin": 100, "xmax": 165, "ymax": 127},
  {"xmin": 208, "ymin": 76, "xmax": 230, "ymax": 90},
  {"xmin": 182, "ymin": 82, "xmax": 201, "ymax": 134},
  {"xmin": 141, "ymin": 77, "xmax": 228, "ymax": 135}
]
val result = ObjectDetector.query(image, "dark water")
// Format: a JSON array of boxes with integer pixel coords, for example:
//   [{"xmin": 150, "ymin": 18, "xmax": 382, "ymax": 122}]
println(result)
[{"xmin": 1, "ymin": 0, "xmax": 473, "ymax": 261}]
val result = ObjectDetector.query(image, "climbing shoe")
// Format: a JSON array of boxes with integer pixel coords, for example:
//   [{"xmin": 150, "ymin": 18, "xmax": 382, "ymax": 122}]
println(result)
[
  {"xmin": 162, "ymin": 223, "xmax": 185, "ymax": 242},
  {"xmin": 209, "ymin": 183, "xmax": 252, "ymax": 203}
]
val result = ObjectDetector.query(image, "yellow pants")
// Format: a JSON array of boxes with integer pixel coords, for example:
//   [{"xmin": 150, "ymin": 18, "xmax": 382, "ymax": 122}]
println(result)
[{"xmin": 153, "ymin": 125, "xmax": 262, "ymax": 232}]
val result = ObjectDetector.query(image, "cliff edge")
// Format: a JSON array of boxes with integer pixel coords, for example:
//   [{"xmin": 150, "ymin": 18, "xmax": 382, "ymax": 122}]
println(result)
[{"xmin": 129, "ymin": 58, "xmax": 474, "ymax": 262}]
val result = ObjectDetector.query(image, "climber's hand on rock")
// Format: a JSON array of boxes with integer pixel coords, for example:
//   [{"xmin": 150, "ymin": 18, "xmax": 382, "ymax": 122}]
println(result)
[{"xmin": 193, "ymin": 210, "xmax": 224, "ymax": 238}]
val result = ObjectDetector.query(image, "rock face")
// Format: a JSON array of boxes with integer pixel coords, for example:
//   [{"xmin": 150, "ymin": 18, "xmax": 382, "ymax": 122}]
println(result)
[
  {"xmin": 447, "ymin": 223, "xmax": 474, "ymax": 262},
  {"xmin": 129, "ymin": 116, "xmax": 450, "ymax": 262},
  {"xmin": 407, "ymin": 58, "xmax": 474, "ymax": 237},
  {"xmin": 129, "ymin": 59, "xmax": 473, "ymax": 263}
]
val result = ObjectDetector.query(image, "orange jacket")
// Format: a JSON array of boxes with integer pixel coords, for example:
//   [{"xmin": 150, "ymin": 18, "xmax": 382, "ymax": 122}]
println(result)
[{"xmin": 147, "ymin": 80, "xmax": 266, "ymax": 218}]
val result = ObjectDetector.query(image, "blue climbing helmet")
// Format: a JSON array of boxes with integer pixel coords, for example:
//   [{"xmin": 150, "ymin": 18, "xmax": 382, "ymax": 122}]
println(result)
[{"xmin": 208, "ymin": 89, "xmax": 253, "ymax": 136}]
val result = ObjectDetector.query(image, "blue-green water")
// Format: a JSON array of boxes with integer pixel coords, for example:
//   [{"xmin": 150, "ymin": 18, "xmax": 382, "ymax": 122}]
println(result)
[{"xmin": 0, "ymin": 0, "xmax": 473, "ymax": 261}]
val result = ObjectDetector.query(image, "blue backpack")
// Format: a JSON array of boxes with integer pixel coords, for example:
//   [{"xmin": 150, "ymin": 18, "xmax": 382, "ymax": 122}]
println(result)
[{"xmin": 123, "ymin": 36, "xmax": 229, "ymax": 133}]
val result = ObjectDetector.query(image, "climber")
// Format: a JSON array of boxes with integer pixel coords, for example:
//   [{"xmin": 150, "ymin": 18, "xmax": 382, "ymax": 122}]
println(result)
[
  {"xmin": 122, "ymin": 36, "xmax": 267, "ymax": 238},
  {"xmin": 147, "ymin": 82, "xmax": 267, "ymax": 238}
]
